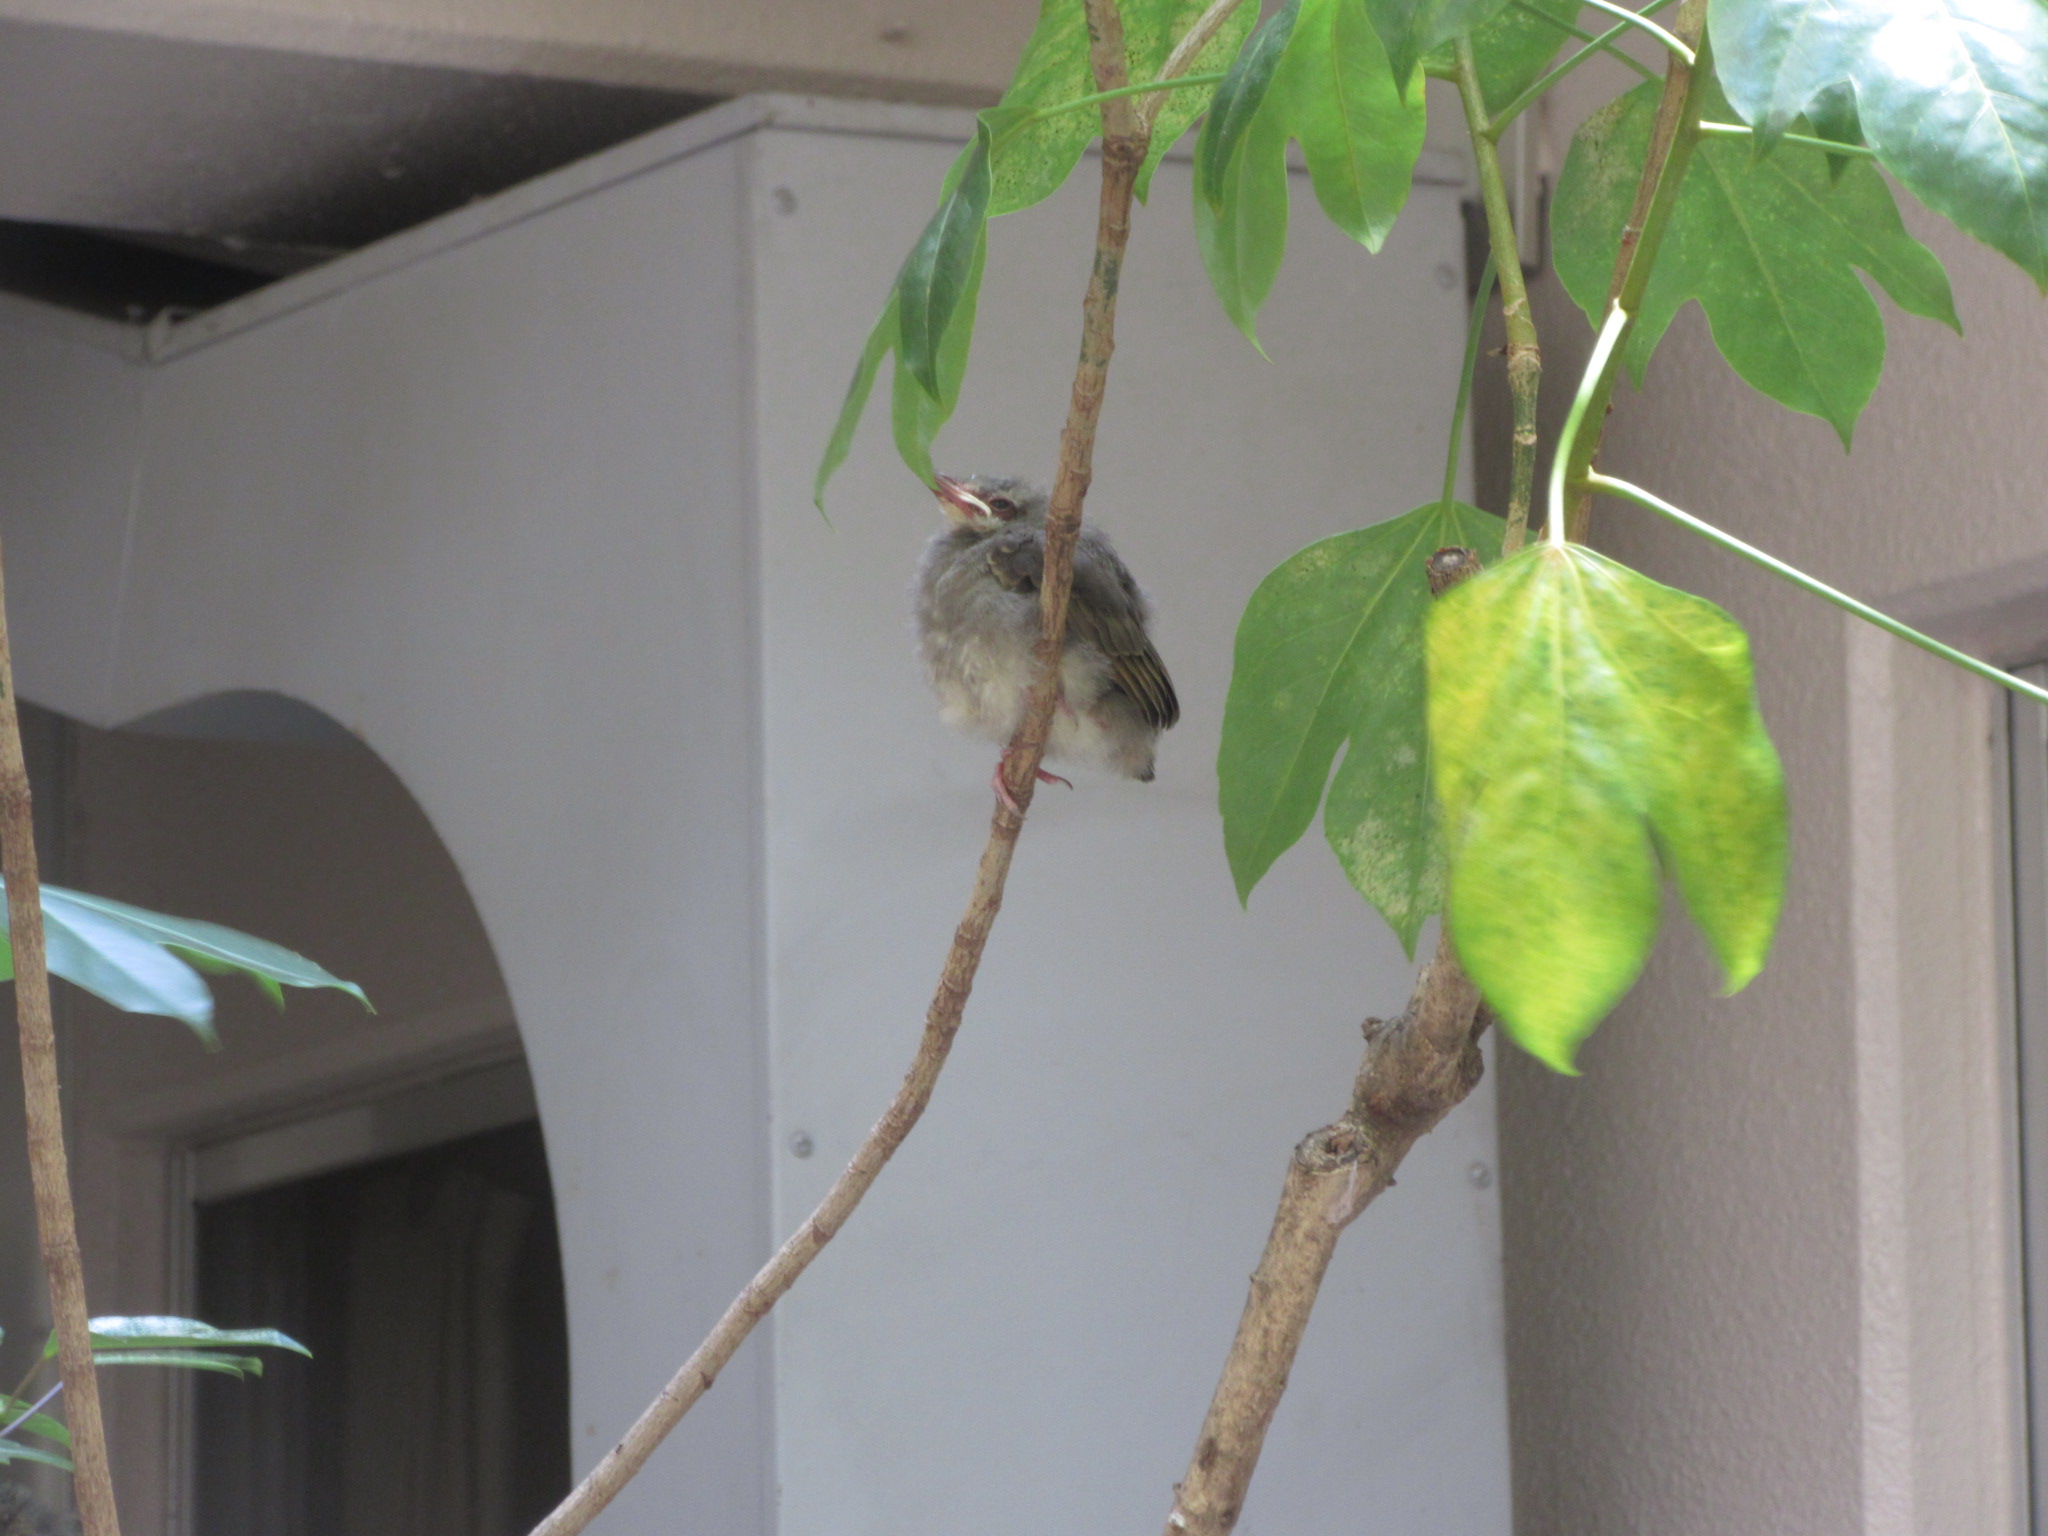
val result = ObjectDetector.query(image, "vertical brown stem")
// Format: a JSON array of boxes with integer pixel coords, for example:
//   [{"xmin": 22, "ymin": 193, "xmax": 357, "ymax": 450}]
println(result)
[
  {"xmin": 0, "ymin": 532, "xmax": 120, "ymax": 1536},
  {"xmin": 1163, "ymin": 937, "xmax": 1487, "ymax": 1535},
  {"xmin": 526, "ymin": 6, "xmax": 1152, "ymax": 1532}
]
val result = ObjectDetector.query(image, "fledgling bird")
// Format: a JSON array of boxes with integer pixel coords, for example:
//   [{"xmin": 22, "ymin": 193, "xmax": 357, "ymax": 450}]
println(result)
[{"xmin": 914, "ymin": 473, "xmax": 1178, "ymax": 804}]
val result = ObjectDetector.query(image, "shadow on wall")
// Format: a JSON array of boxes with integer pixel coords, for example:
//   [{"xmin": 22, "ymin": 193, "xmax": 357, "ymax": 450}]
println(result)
[{"xmin": 0, "ymin": 692, "xmax": 569, "ymax": 1536}]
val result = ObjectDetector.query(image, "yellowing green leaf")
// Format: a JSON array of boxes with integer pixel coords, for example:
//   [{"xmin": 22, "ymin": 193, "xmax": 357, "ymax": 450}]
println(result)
[{"xmin": 1427, "ymin": 544, "xmax": 1787, "ymax": 1072}]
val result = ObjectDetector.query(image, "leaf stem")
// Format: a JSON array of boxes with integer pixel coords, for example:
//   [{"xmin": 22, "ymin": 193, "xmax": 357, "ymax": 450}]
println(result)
[
  {"xmin": 1443, "ymin": 253, "xmax": 1499, "ymax": 513},
  {"xmin": 1490, "ymin": 0, "xmax": 1678, "ymax": 132},
  {"xmin": 0, "ymin": 1380, "xmax": 60, "ymax": 1441},
  {"xmin": 1550, "ymin": 303, "xmax": 1631, "ymax": 544},
  {"xmin": 1564, "ymin": 0, "xmax": 1710, "ymax": 541},
  {"xmin": 1508, "ymin": 0, "xmax": 1660, "ymax": 77},
  {"xmin": 1455, "ymin": 36, "xmax": 1543, "ymax": 552},
  {"xmin": 1585, "ymin": 472, "xmax": 2048, "ymax": 708},
  {"xmin": 1697, "ymin": 121, "xmax": 1876, "ymax": 157},
  {"xmin": 1144, "ymin": 0, "xmax": 1251, "ymax": 126},
  {"xmin": 995, "ymin": 70, "xmax": 1227, "ymax": 151},
  {"xmin": 1579, "ymin": 0, "xmax": 1694, "ymax": 63}
]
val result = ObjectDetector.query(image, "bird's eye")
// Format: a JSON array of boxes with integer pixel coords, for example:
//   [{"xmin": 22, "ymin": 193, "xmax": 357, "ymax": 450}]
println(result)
[{"xmin": 988, "ymin": 497, "xmax": 1017, "ymax": 517}]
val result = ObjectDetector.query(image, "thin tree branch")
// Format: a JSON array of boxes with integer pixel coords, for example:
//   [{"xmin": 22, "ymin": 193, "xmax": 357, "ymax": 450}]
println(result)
[
  {"xmin": 0, "ymin": 533, "xmax": 120, "ymax": 1536},
  {"xmin": 1455, "ymin": 37, "xmax": 1542, "ymax": 553},
  {"xmin": 1163, "ymin": 934, "xmax": 1489, "ymax": 1536},
  {"xmin": 523, "ymin": 5, "xmax": 1150, "ymax": 1532},
  {"xmin": 1563, "ymin": 0, "xmax": 1710, "ymax": 542}
]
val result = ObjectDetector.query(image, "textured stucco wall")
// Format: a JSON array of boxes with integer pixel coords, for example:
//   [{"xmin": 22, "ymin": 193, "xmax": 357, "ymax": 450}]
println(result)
[{"xmin": 1496, "ymin": 170, "xmax": 2041, "ymax": 1533}]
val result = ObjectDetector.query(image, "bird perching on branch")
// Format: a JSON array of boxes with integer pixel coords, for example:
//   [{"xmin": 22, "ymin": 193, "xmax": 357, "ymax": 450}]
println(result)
[{"xmin": 915, "ymin": 474, "xmax": 1178, "ymax": 809}]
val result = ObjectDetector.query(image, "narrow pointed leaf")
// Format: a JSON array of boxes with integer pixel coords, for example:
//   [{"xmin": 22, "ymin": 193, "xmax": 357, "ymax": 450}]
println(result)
[
  {"xmin": 1219, "ymin": 501, "xmax": 1502, "ymax": 953},
  {"xmin": 63, "ymin": 1317, "xmax": 311, "ymax": 1358},
  {"xmin": 1555, "ymin": 79, "xmax": 1956, "ymax": 443},
  {"xmin": 1427, "ymin": 544, "xmax": 1786, "ymax": 1071},
  {"xmin": 1364, "ymin": 0, "xmax": 1511, "ymax": 88},
  {"xmin": 1197, "ymin": 1, "xmax": 1302, "ymax": 210},
  {"xmin": 1, "ymin": 881, "xmax": 367, "ymax": 1047},
  {"xmin": 1711, "ymin": 0, "xmax": 2048, "ymax": 285},
  {"xmin": 1194, "ymin": 104, "xmax": 1292, "ymax": 344},
  {"xmin": 896, "ymin": 131, "xmax": 991, "ymax": 400},
  {"xmin": 0, "ymin": 1441, "xmax": 72, "ymax": 1472},
  {"xmin": 891, "ymin": 227, "xmax": 985, "ymax": 486},
  {"xmin": 0, "ymin": 1398, "xmax": 70, "ymax": 1447},
  {"xmin": 813, "ymin": 294, "xmax": 898, "ymax": 510},
  {"xmin": 91, "ymin": 1350, "xmax": 267, "ymax": 1376}
]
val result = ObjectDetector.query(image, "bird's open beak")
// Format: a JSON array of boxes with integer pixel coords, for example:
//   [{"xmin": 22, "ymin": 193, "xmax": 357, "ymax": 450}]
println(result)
[{"xmin": 933, "ymin": 475, "xmax": 992, "ymax": 526}]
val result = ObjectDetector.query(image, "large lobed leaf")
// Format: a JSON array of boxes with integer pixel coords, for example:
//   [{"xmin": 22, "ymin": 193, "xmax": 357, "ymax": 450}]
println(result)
[
  {"xmin": 0, "ymin": 880, "xmax": 369, "ymax": 1048},
  {"xmin": 1712, "ymin": 0, "xmax": 2048, "ymax": 287},
  {"xmin": 1427, "ymin": 544, "xmax": 1787, "ymax": 1072},
  {"xmin": 1554, "ymin": 78, "xmax": 1956, "ymax": 444},
  {"xmin": 1219, "ymin": 500, "xmax": 1503, "ymax": 954},
  {"xmin": 1194, "ymin": 0, "xmax": 1428, "ymax": 344}
]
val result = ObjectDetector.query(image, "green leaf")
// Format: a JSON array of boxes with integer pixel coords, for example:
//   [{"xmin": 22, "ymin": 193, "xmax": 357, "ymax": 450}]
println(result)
[
  {"xmin": 1364, "ymin": 0, "xmax": 1511, "ymax": 88},
  {"xmin": 69, "ymin": 1316, "xmax": 311, "ymax": 1358},
  {"xmin": 1219, "ymin": 501, "xmax": 1503, "ymax": 954},
  {"xmin": 0, "ymin": 1440, "xmax": 72, "ymax": 1472},
  {"xmin": 93, "ymin": 1350, "xmax": 269, "ymax": 1376},
  {"xmin": 1139, "ymin": 1, "xmax": 1261, "ymax": 202},
  {"xmin": 1196, "ymin": 1, "xmax": 1303, "ymax": 212},
  {"xmin": 891, "ymin": 227, "xmax": 986, "ymax": 486},
  {"xmin": 0, "ymin": 881, "xmax": 369, "ymax": 1047},
  {"xmin": 1710, "ymin": 0, "xmax": 2048, "ymax": 286},
  {"xmin": 1553, "ymin": 79, "xmax": 1956, "ymax": 444},
  {"xmin": 896, "ymin": 131, "xmax": 992, "ymax": 400},
  {"xmin": 1284, "ymin": 0, "xmax": 1429, "ymax": 249},
  {"xmin": 1421, "ymin": 0, "xmax": 1577, "ymax": 108},
  {"xmin": 813, "ymin": 294, "xmax": 899, "ymax": 511},
  {"xmin": 0, "ymin": 1397, "xmax": 71, "ymax": 1447},
  {"xmin": 1195, "ymin": 0, "xmax": 1425, "ymax": 338},
  {"xmin": 1426, "ymin": 544, "xmax": 1787, "ymax": 1072}
]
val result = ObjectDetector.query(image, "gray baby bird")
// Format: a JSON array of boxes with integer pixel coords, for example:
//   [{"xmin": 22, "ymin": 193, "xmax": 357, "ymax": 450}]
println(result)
[{"xmin": 915, "ymin": 473, "xmax": 1178, "ymax": 801}]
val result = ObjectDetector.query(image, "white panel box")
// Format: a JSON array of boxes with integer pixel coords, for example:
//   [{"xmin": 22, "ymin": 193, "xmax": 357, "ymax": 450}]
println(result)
[{"xmin": 0, "ymin": 97, "xmax": 1508, "ymax": 1534}]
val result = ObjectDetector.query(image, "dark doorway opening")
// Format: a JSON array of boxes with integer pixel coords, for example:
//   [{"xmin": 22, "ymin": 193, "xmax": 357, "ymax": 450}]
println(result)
[{"xmin": 193, "ymin": 1119, "xmax": 570, "ymax": 1536}]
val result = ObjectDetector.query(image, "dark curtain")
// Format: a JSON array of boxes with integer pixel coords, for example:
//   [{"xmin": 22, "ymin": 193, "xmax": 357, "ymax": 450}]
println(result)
[{"xmin": 195, "ymin": 1121, "xmax": 570, "ymax": 1536}]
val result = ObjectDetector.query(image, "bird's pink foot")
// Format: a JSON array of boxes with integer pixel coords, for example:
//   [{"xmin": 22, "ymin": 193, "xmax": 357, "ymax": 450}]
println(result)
[{"xmin": 992, "ymin": 753, "xmax": 1072, "ymax": 813}]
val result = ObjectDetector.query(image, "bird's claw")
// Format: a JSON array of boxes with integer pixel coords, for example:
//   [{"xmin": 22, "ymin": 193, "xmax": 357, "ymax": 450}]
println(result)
[{"xmin": 992, "ymin": 757, "xmax": 1072, "ymax": 814}]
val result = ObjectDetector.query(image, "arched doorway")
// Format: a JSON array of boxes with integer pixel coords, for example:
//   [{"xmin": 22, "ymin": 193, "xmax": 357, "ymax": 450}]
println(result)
[{"xmin": 0, "ymin": 695, "xmax": 570, "ymax": 1536}]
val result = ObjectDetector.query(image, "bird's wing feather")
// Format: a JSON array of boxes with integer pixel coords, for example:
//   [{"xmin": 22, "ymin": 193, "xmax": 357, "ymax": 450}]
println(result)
[{"xmin": 992, "ymin": 528, "xmax": 1178, "ymax": 730}]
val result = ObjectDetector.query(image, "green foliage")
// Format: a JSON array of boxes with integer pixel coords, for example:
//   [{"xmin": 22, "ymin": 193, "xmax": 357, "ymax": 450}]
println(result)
[
  {"xmin": 1218, "ymin": 501, "xmax": 1502, "ymax": 954},
  {"xmin": 1554, "ymin": 78, "xmax": 1956, "ymax": 444},
  {"xmin": 1427, "ymin": 544, "xmax": 1787, "ymax": 1072},
  {"xmin": 0, "ymin": 1317, "xmax": 310, "ymax": 1473},
  {"xmin": 814, "ymin": 0, "xmax": 1257, "ymax": 506},
  {"xmin": 1711, "ymin": 0, "xmax": 2048, "ymax": 286},
  {"xmin": 1423, "ymin": 0, "xmax": 1580, "ymax": 110},
  {"xmin": 0, "ymin": 881, "xmax": 369, "ymax": 1048},
  {"xmin": 1194, "ymin": 0, "xmax": 1427, "ymax": 342},
  {"xmin": 53, "ymin": 1316, "xmax": 312, "ymax": 1378},
  {"xmin": 1364, "ymin": 0, "xmax": 1512, "ymax": 86}
]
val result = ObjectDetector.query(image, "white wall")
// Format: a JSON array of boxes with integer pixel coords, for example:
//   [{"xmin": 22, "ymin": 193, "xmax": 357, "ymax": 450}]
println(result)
[{"xmin": 0, "ymin": 97, "xmax": 1510, "ymax": 1532}]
